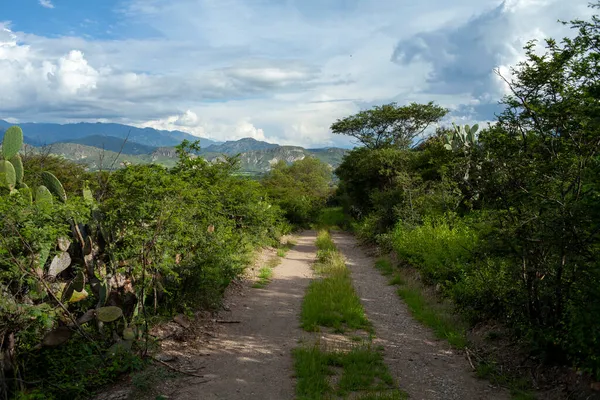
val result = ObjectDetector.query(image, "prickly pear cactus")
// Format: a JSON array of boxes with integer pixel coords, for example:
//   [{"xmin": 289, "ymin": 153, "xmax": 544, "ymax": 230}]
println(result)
[
  {"xmin": 41, "ymin": 171, "xmax": 67, "ymax": 203},
  {"xmin": 0, "ymin": 160, "xmax": 16, "ymax": 190},
  {"xmin": 1, "ymin": 126, "xmax": 23, "ymax": 159},
  {"xmin": 9, "ymin": 154, "xmax": 23, "ymax": 183},
  {"xmin": 96, "ymin": 306, "xmax": 123, "ymax": 322},
  {"xmin": 444, "ymin": 123, "xmax": 479, "ymax": 151},
  {"xmin": 35, "ymin": 185, "xmax": 54, "ymax": 206}
]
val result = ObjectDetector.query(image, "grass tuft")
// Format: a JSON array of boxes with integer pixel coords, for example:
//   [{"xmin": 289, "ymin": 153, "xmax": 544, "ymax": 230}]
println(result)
[
  {"xmin": 293, "ymin": 344, "xmax": 406, "ymax": 400},
  {"xmin": 375, "ymin": 258, "xmax": 468, "ymax": 349}
]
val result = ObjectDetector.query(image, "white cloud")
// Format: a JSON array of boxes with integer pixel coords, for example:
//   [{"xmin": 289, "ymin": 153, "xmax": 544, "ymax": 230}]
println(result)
[
  {"xmin": 39, "ymin": 0, "xmax": 54, "ymax": 9},
  {"xmin": 0, "ymin": 0, "xmax": 594, "ymax": 146}
]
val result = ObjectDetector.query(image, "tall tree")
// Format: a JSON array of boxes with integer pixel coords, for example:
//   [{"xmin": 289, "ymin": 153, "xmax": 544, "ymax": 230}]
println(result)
[{"xmin": 330, "ymin": 102, "xmax": 448, "ymax": 149}]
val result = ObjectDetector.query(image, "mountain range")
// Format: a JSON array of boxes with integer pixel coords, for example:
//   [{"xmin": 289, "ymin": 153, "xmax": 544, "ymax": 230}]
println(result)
[{"xmin": 0, "ymin": 120, "xmax": 347, "ymax": 174}]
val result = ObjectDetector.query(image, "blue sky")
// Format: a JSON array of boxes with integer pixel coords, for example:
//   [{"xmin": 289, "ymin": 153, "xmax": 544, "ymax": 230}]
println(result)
[{"xmin": 0, "ymin": 0, "xmax": 592, "ymax": 146}]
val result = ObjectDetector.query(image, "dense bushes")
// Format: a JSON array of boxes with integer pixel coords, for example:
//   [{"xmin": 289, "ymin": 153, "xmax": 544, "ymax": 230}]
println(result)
[
  {"xmin": 334, "ymin": 5, "xmax": 600, "ymax": 380},
  {"xmin": 262, "ymin": 157, "xmax": 333, "ymax": 226},
  {"xmin": 0, "ymin": 137, "xmax": 288, "ymax": 398}
]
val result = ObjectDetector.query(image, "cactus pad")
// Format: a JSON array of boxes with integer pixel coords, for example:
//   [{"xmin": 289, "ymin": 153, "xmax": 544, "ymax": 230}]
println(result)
[
  {"xmin": 68, "ymin": 289, "xmax": 89, "ymax": 303},
  {"xmin": 41, "ymin": 171, "xmax": 67, "ymax": 203},
  {"xmin": 96, "ymin": 306, "xmax": 123, "ymax": 322},
  {"xmin": 0, "ymin": 160, "xmax": 16, "ymax": 190},
  {"xmin": 9, "ymin": 154, "xmax": 23, "ymax": 183},
  {"xmin": 42, "ymin": 326, "xmax": 72, "ymax": 347},
  {"xmin": 72, "ymin": 270, "xmax": 85, "ymax": 291},
  {"xmin": 35, "ymin": 185, "xmax": 54, "ymax": 206},
  {"xmin": 123, "ymin": 327, "xmax": 136, "ymax": 341},
  {"xmin": 1, "ymin": 126, "xmax": 23, "ymax": 159},
  {"xmin": 48, "ymin": 251, "xmax": 72, "ymax": 278}
]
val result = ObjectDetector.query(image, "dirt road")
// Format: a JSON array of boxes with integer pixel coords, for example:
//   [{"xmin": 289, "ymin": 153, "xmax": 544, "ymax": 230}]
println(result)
[
  {"xmin": 331, "ymin": 231, "xmax": 508, "ymax": 400},
  {"xmin": 169, "ymin": 231, "xmax": 316, "ymax": 400}
]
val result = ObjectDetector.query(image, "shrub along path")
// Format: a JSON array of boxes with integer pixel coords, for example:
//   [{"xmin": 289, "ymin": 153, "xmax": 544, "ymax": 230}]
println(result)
[{"xmin": 330, "ymin": 231, "xmax": 509, "ymax": 400}]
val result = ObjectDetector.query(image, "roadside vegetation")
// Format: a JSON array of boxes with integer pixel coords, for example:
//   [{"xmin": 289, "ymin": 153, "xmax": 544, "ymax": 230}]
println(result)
[
  {"xmin": 328, "ymin": 5, "xmax": 600, "ymax": 396},
  {"xmin": 294, "ymin": 230, "xmax": 406, "ymax": 399},
  {"xmin": 0, "ymin": 134, "xmax": 293, "ymax": 399}
]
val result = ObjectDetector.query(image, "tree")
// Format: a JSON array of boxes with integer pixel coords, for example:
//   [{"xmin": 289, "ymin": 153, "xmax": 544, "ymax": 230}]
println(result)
[
  {"xmin": 330, "ymin": 102, "xmax": 448, "ymax": 149},
  {"xmin": 475, "ymin": 3, "xmax": 600, "ymax": 373},
  {"xmin": 262, "ymin": 157, "xmax": 333, "ymax": 225}
]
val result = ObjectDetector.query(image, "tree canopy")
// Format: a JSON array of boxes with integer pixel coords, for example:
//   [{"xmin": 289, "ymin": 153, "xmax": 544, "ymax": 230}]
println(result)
[{"xmin": 330, "ymin": 101, "xmax": 448, "ymax": 149}]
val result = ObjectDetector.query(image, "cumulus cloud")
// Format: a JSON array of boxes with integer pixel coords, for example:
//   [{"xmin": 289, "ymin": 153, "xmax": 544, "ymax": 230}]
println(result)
[
  {"xmin": 39, "ymin": 0, "xmax": 54, "ymax": 9},
  {"xmin": 392, "ymin": 0, "xmax": 592, "ymax": 119}
]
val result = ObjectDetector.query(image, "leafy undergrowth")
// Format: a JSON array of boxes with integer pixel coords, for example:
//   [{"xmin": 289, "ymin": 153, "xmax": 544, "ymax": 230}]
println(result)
[
  {"xmin": 294, "ymin": 230, "xmax": 406, "ymax": 399},
  {"xmin": 314, "ymin": 207, "xmax": 353, "ymax": 231}
]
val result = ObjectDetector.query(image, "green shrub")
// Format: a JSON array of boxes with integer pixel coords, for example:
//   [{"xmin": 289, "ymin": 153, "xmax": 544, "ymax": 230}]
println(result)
[{"xmin": 391, "ymin": 213, "xmax": 478, "ymax": 285}]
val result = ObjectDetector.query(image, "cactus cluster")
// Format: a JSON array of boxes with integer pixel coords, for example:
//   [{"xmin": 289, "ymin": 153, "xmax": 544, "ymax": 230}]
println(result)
[
  {"xmin": 444, "ymin": 123, "xmax": 479, "ymax": 151},
  {"xmin": 1, "ymin": 126, "xmax": 127, "ymax": 350}
]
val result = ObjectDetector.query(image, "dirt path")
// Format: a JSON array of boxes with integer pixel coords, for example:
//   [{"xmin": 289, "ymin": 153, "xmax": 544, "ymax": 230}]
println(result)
[
  {"xmin": 331, "ymin": 231, "xmax": 509, "ymax": 400},
  {"xmin": 167, "ymin": 231, "xmax": 316, "ymax": 400}
]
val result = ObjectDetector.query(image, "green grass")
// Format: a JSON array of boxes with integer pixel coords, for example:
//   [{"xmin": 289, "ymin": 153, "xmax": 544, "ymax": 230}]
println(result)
[
  {"xmin": 375, "ymin": 258, "xmax": 468, "ymax": 349},
  {"xmin": 316, "ymin": 230, "xmax": 337, "ymax": 252},
  {"xmin": 293, "ymin": 345, "xmax": 406, "ymax": 400},
  {"xmin": 277, "ymin": 239, "xmax": 296, "ymax": 257},
  {"xmin": 294, "ymin": 231, "xmax": 407, "ymax": 399},
  {"xmin": 252, "ymin": 256, "xmax": 281, "ymax": 288},
  {"xmin": 314, "ymin": 206, "xmax": 349, "ymax": 230},
  {"xmin": 301, "ymin": 231, "xmax": 370, "ymax": 333}
]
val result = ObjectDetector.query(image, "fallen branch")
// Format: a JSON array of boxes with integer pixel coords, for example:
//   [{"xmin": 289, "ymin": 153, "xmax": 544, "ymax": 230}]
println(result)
[
  {"xmin": 465, "ymin": 347, "xmax": 476, "ymax": 370},
  {"xmin": 215, "ymin": 320, "xmax": 241, "ymax": 324},
  {"xmin": 152, "ymin": 357, "xmax": 209, "ymax": 380}
]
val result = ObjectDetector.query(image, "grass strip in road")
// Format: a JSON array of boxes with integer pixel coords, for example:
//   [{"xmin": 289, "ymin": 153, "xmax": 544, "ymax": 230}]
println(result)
[
  {"xmin": 301, "ymin": 231, "xmax": 370, "ymax": 333},
  {"xmin": 277, "ymin": 239, "xmax": 297, "ymax": 257},
  {"xmin": 293, "ymin": 344, "xmax": 406, "ymax": 400},
  {"xmin": 294, "ymin": 230, "xmax": 406, "ymax": 399}
]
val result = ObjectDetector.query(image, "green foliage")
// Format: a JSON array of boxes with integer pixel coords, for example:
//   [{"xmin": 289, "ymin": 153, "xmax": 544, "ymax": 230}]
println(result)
[
  {"xmin": 0, "ymin": 132, "xmax": 288, "ymax": 397},
  {"xmin": 391, "ymin": 214, "xmax": 478, "ymax": 284},
  {"xmin": 262, "ymin": 157, "xmax": 333, "ymax": 226},
  {"xmin": 332, "ymin": 5, "xmax": 600, "ymax": 380},
  {"xmin": 331, "ymin": 102, "xmax": 448, "ymax": 149}
]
